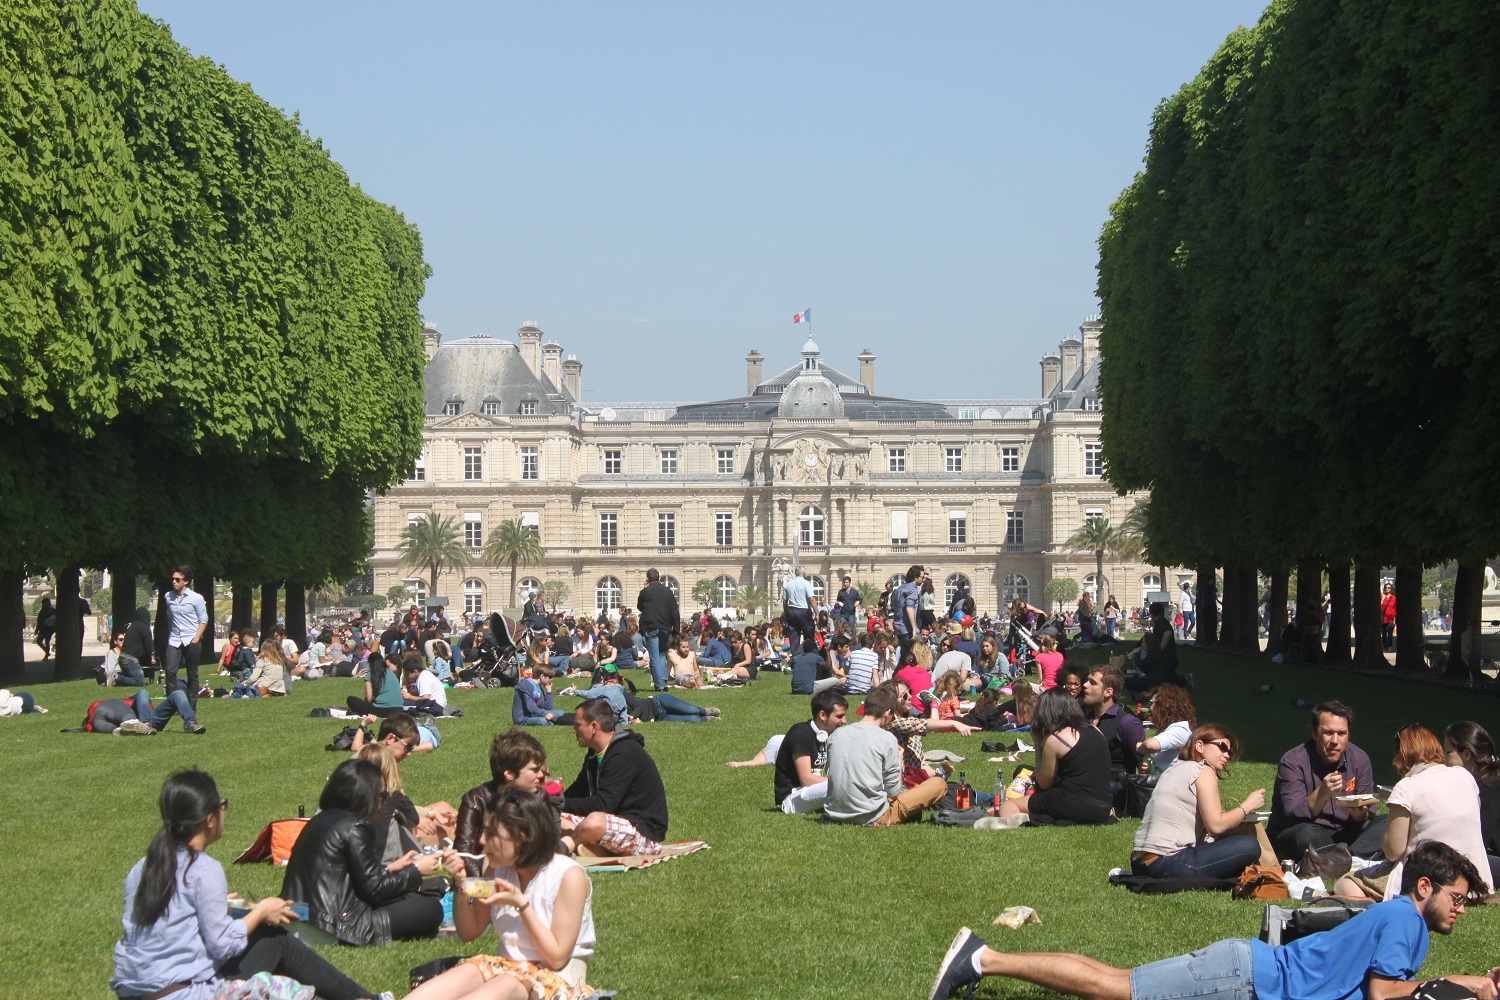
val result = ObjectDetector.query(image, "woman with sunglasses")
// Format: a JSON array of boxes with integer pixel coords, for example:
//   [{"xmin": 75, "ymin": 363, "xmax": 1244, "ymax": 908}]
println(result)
[
  {"xmin": 280, "ymin": 759, "xmax": 445, "ymax": 947},
  {"xmin": 111, "ymin": 771, "xmax": 382, "ymax": 1000},
  {"xmin": 1130, "ymin": 725, "xmax": 1271, "ymax": 879}
]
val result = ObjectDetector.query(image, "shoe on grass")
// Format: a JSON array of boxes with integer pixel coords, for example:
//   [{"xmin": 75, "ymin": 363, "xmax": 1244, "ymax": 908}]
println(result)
[
  {"xmin": 974, "ymin": 814, "xmax": 1026, "ymax": 831},
  {"xmin": 705, "ymin": 707, "xmax": 721, "ymax": 718},
  {"xmin": 186, "ymin": 722, "xmax": 207, "ymax": 735},
  {"xmin": 930, "ymin": 926, "xmax": 986, "ymax": 1000},
  {"xmin": 115, "ymin": 719, "xmax": 156, "ymax": 736}
]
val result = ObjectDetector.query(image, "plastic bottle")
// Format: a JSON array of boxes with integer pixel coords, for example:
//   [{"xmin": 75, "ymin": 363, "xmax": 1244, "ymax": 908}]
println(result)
[{"xmin": 955, "ymin": 771, "xmax": 973, "ymax": 810}]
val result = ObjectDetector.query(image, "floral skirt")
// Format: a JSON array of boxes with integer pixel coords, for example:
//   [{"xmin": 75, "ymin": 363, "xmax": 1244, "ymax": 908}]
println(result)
[{"xmin": 465, "ymin": 955, "xmax": 592, "ymax": 1000}]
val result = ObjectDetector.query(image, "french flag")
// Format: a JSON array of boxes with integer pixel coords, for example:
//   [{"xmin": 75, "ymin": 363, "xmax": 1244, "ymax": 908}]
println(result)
[{"xmin": 793, "ymin": 308, "xmax": 811, "ymax": 324}]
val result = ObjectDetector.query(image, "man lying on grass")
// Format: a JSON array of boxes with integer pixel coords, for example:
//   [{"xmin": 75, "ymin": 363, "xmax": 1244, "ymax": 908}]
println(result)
[{"xmin": 930, "ymin": 840, "xmax": 1497, "ymax": 1000}]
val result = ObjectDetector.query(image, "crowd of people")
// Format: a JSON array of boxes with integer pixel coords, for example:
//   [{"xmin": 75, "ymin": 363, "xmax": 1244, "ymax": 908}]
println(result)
[{"xmin": 33, "ymin": 562, "xmax": 1492, "ymax": 999}]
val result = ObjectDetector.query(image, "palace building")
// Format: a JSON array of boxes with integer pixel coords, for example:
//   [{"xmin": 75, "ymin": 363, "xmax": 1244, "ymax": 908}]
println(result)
[{"xmin": 371, "ymin": 318, "xmax": 1169, "ymax": 619}]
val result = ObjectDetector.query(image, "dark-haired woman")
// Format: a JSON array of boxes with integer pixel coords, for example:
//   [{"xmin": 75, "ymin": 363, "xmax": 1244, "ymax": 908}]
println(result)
[
  {"xmin": 111, "ymin": 771, "xmax": 377, "ymax": 1000},
  {"xmin": 346, "ymin": 651, "xmax": 403, "ymax": 720},
  {"xmin": 415, "ymin": 790, "xmax": 595, "ymax": 999},
  {"xmin": 1130, "ymin": 725, "xmax": 1270, "ymax": 880},
  {"xmin": 994, "ymin": 688, "xmax": 1112, "ymax": 825},
  {"xmin": 281, "ymin": 759, "xmax": 445, "ymax": 946},
  {"xmin": 1445, "ymin": 720, "xmax": 1500, "ymax": 888}
]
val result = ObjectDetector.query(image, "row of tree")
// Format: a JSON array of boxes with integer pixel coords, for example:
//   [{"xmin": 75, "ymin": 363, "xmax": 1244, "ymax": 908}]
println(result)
[
  {"xmin": 1096, "ymin": 0, "xmax": 1499, "ymax": 676},
  {"xmin": 0, "ymin": 0, "xmax": 427, "ymax": 683}
]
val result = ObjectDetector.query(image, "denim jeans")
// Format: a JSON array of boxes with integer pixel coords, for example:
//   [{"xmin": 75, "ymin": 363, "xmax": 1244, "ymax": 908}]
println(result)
[
  {"xmin": 643, "ymin": 629, "xmax": 670, "ymax": 691},
  {"xmin": 1134, "ymin": 836, "xmax": 1260, "ymax": 880},
  {"xmin": 230, "ymin": 685, "xmax": 262, "ymax": 698},
  {"xmin": 132, "ymin": 688, "xmax": 198, "ymax": 731},
  {"xmin": 651, "ymin": 693, "xmax": 708, "ymax": 722},
  {"xmin": 162, "ymin": 642, "xmax": 201, "ymax": 707}
]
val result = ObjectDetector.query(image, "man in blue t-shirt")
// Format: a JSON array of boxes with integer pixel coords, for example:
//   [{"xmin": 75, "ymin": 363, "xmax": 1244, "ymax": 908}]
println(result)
[{"xmin": 931, "ymin": 841, "xmax": 1497, "ymax": 1000}]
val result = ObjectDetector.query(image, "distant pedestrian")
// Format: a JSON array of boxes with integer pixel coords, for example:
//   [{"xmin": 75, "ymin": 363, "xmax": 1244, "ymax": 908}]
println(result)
[
  {"xmin": 163, "ymin": 566, "xmax": 209, "ymax": 710},
  {"xmin": 35, "ymin": 597, "xmax": 56, "ymax": 659}
]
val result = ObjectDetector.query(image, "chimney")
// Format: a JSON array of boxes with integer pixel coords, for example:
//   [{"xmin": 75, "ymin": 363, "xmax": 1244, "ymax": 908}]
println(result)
[
  {"xmin": 1040, "ymin": 354, "xmax": 1061, "ymax": 397},
  {"xmin": 542, "ymin": 341, "xmax": 564, "ymax": 389},
  {"xmin": 421, "ymin": 321, "xmax": 442, "ymax": 362},
  {"xmin": 1079, "ymin": 315, "xmax": 1102, "ymax": 371},
  {"xmin": 517, "ymin": 322, "xmax": 543, "ymax": 377},
  {"xmin": 745, "ymin": 349, "xmax": 763, "ymax": 395},
  {"xmin": 1059, "ymin": 337, "xmax": 1082, "ymax": 388},
  {"xmin": 562, "ymin": 355, "xmax": 582, "ymax": 400},
  {"xmin": 858, "ymin": 348, "xmax": 876, "ymax": 394}
]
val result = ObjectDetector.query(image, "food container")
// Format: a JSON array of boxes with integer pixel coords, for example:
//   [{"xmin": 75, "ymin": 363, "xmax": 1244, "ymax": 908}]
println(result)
[{"xmin": 461, "ymin": 878, "xmax": 496, "ymax": 898}]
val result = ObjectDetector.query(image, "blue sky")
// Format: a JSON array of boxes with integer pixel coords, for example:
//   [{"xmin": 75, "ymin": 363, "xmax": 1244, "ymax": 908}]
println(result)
[{"xmin": 137, "ymin": 1, "xmax": 1268, "ymax": 402}]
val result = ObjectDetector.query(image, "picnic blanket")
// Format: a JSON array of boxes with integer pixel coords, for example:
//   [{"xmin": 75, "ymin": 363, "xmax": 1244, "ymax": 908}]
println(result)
[{"xmin": 575, "ymin": 840, "xmax": 709, "ymax": 873}]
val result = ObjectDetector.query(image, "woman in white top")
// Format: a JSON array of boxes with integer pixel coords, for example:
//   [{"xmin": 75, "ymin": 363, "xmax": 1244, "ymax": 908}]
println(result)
[
  {"xmin": 420, "ymin": 789, "xmax": 596, "ymax": 1000},
  {"xmin": 1135, "ymin": 685, "xmax": 1196, "ymax": 771},
  {"xmin": 1335, "ymin": 724, "xmax": 1491, "ymax": 901},
  {"xmin": 1130, "ymin": 724, "xmax": 1272, "ymax": 880}
]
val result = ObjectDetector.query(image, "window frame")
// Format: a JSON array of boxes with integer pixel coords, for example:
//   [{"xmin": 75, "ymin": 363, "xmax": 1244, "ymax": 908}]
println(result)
[
  {"xmin": 714, "ymin": 511, "xmax": 734, "ymax": 547},
  {"xmin": 887, "ymin": 447, "xmax": 907, "ymax": 473},
  {"xmin": 602, "ymin": 448, "xmax": 622, "ymax": 475},
  {"xmin": 519, "ymin": 446, "xmax": 539, "ymax": 481},
  {"xmin": 598, "ymin": 512, "xmax": 619, "ymax": 548},
  {"xmin": 1001, "ymin": 446, "xmax": 1019, "ymax": 473},
  {"xmin": 462, "ymin": 446, "xmax": 483, "ymax": 482},
  {"xmin": 657, "ymin": 511, "xmax": 676, "ymax": 547},
  {"xmin": 945, "ymin": 447, "xmax": 964, "ymax": 473},
  {"xmin": 948, "ymin": 509, "xmax": 967, "ymax": 545}
]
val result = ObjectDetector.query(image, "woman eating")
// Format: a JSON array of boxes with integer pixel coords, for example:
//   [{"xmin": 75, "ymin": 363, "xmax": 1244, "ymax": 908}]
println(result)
[
  {"xmin": 1135, "ymin": 685, "xmax": 1196, "ymax": 770},
  {"xmin": 992, "ymin": 688, "xmax": 1112, "ymax": 826},
  {"xmin": 111, "ymin": 771, "xmax": 378, "ymax": 1000}
]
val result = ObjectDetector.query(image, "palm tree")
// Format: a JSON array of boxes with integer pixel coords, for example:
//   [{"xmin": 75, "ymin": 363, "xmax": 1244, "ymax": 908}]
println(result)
[
  {"xmin": 396, "ymin": 512, "xmax": 470, "ymax": 599},
  {"xmin": 1063, "ymin": 516, "xmax": 1127, "ymax": 602},
  {"xmin": 484, "ymin": 519, "xmax": 545, "ymax": 608},
  {"xmin": 735, "ymin": 584, "xmax": 768, "ymax": 616}
]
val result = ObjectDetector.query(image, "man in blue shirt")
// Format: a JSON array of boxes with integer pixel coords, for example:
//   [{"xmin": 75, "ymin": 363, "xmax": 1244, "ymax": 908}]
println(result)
[
  {"xmin": 892, "ymin": 565, "xmax": 925, "ymax": 660},
  {"xmin": 162, "ymin": 565, "xmax": 209, "ymax": 710},
  {"xmin": 931, "ymin": 841, "xmax": 1497, "ymax": 1000},
  {"xmin": 781, "ymin": 567, "xmax": 817, "ymax": 656}
]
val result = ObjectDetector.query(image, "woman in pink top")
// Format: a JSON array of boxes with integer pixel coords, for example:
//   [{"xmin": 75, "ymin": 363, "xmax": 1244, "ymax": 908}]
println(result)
[
  {"xmin": 893, "ymin": 658, "xmax": 934, "ymax": 702},
  {"xmin": 1033, "ymin": 635, "xmax": 1065, "ymax": 689}
]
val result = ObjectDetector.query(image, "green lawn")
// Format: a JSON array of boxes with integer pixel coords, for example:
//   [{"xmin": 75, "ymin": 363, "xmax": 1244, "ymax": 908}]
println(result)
[{"xmin": 4, "ymin": 648, "xmax": 1496, "ymax": 999}]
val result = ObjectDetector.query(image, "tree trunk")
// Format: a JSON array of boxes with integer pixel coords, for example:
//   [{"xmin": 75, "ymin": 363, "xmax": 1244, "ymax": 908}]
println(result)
[
  {"xmin": 1265, "ymin": 568, "xmax": 1290, "ymax": 658},
  {"xmin": 54, "ymin": 565, "xmax": 85, "ymax": 680},
  {"xmin": 1325, "ymin": 561, "xmax": 1351, "ymax": 666},
  {"xmin": 260, "ymin": 582, "xmax": 279, "ymax": 640},
  {"xmin": 1095, "ymin": 551, "xmax": 1105, "ymax": 602},
  {"xmin": 198, "ymin": 573, "xmax": 216, "ymax": 665},
  {"xmin": 109, "ymin": 563, "xmax": 136, "ymax": 641},
  {"xmin": 1352, "ymin": 564, "xmax": 1385, "ymax": 670},
  {"xmin": 1238, "ymin": 566, "xmax": 1261, "ymax": 652},
  {"xmin": 1393, "ymin": 565, "xmax": 1425, "ymax": 672},
  {"xmin": 1296, "ymin": 559, "xmax": 1324, "ymax": 664},
  {"xmin": 1219, "ymin": 565, "xmax": 1239, "ymax": 649},
  {"xmin": 231, "ymin": 582, "xmax": 255, "ymax": 632},
  {"xmin": 0, "ymin": 570, "xmax": 24, "ymax": 686},
  {"xmin": 1195, "ymin": 563, "xmax": 1218, "ymax": 645},
  {"xmin": 510, "ymin": 557, "xmax": 519, "ymax": 610},
  {"xmin": 153, "ymin": 581, "xmax": 171, "ymax": 667},
  {"xmin": 285, "ymin": 582, "xmax": 307, "ymax": 651}
]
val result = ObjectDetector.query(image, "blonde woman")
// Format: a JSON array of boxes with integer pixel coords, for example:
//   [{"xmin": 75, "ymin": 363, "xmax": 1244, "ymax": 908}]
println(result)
[{"xmin": 233, "ymin": 640, "xmax": 288, "ymax": 698}]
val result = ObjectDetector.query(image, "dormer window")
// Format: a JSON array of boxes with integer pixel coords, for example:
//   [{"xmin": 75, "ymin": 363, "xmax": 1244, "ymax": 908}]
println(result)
[
  {"xmin": 805, "ymin": 356, "xmax": 816, "ymax": 371},
  {"xmin": 443, "ymin": 400, "xmax": 461, "ymax": 416},
  {"xmin": 519, "ymin": 400, "xmax": 537, "ymax": 415},
  {"xmin": 481, "ymin": 400, "xmax": 499, "ymax": 416}
]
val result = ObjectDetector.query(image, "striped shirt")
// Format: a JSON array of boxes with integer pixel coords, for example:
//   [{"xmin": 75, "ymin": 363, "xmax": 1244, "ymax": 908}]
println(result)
[{"xmin": 844, "ymin": 647, "xmax": 878, "ymax": 694}]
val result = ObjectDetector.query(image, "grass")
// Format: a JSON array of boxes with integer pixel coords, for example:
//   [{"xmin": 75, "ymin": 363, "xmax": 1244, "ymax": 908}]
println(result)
[{"xmin": 4, "ymin": 647, "xmax": 1497, "ymax": 999}]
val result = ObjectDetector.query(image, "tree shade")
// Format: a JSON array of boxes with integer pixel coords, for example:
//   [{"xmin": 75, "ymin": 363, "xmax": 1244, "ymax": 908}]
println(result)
[{"xmin": 1097, "ymin": 0, "xmax": 1500, "ymax": 668}]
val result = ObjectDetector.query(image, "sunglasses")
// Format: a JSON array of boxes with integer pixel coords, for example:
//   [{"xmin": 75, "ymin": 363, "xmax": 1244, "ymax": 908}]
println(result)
[{"xmin": 1208, "ymin": 740, "xmax": 1233, "ymax": 755}]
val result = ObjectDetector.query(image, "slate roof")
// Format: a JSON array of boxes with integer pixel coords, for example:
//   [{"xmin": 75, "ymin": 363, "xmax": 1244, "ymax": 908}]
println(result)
[{"xmin": 423, "ymin": 335, "xmax": 573, "ymax": 416}]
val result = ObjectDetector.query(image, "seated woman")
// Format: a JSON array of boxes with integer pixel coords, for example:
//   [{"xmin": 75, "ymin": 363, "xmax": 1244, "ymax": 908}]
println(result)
[
  {"xmin": 232, "ymin": 640, "xmax": 288, "ymax": 698},
  {"xmin": 416, "ymin": 791, "xmax": 595, "ymax": 1000},
  {"xmin": 1444, "ymin": 721, "xmax": 1500, "ymax": 888},
  {"xmin": 346, "ymin": 651, "xmax": 404, "ymax": 721},
  {"xmin": 111, "ymin": 771, "xmax": 379, "ymax": 1000},
  {"xmin": 1335, "ymin": 723, "xmax": 1492, "ymax": 901},
  {"xmin": 893, "ymin": 654, "xmax": 934, "ymax": 705},
  {"xmin": 995, "ymin": 688, "xmax": 1113, "ymax": 825},
  {"xmin": 712, "ymin": 629, "xmax": 760, "ymax": 684},
  {"xmin": 973, "ymin": 634, "xmax": 1006, "ymax": 688},
  {"xmin": 280, "ymin": 759, "xmax": 445, "ymax": 945},
  {"xmin": 1033, "ymin": 635, "xmax": 1065, "ymax": 689},
  {"xmin": 455, "ymin": 729, "xmax": 554, "ymax": 876},
  {"xmin": 1130, "ymin": 724, "xmax": 1271, "ymax": 879},
  {"xmin": 1054, "ymin": 664, "xmax": 1086, "ymax": 706},
  {"xmin": 99, "ymin": 630, "xmax": 146, "ymax": 688},
  {"xmin": 430, "ymin": 639, "xmax": 453, "ymax": 682},
  {"xmin": 1135, "ymin": 685, "xmax": 1196, "ymax": 770}
]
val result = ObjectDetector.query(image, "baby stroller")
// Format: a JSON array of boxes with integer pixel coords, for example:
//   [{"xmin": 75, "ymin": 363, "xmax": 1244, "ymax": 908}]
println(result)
[{"xmin": 461, "ymin": 612, "xmax": 521, "ymax": 687}]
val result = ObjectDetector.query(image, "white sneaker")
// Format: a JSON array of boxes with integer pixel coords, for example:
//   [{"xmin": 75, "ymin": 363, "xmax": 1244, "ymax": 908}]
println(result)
[{"xmin": 115, "ymin": 719, "xmax": 156, "ymax": 736}]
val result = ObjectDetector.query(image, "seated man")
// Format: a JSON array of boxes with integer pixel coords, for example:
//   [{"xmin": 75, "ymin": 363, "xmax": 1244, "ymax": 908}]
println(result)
[
  {"xmin": 789, "ymin": 647, "xmax": 829, "ymax": 695},
  {"xmin": 840, "ymin": 631, "xmax": 880, "ymax": 695},
  {"xmin": 556, "ymin": 669, "xmax": 631, "ymax": 727},
  {"xmin": 512, "ymin": 664, "xmax": 562, "ymax": 725},
  {"xmin": 1084, "ymin": 664, "xmax": 1145, "ymax": 812},
  {"xmin": 454, "ymin": 727, "xmax": 553, "ymax": 875},
  {"xmin": 666, "ymin": 636, "xmax": 702, "ymax": 687},
  {"xmin": 931, "ymin": 841, "xmax": 1495, "ymax": 1000},
  {"xmin": 400, "ymin": 653, "xmax": 448, "ymax": 717},
  {"xmin": 775, "ymin": 690, "xmax": 849, "ymax": 814},
  {"xmin": 824, "ymin": 685, "xmax": 947, "ymax": 826},
  {"xmin": 1268, "ymin": 700, "xmax": 1387, "ymax": 860},
  {"xmin": 560, "ymin": 698, "xmax": 669, "ymax": 856}
]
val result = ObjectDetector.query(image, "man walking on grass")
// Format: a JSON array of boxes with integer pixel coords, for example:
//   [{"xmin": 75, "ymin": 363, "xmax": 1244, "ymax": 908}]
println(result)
[
  {"xmin": 162, "ymin": 565, "xmax": 208, "ymax": 709},
  {"xmin": 931, "ymin": 841, "xmax": 1495, "ymax": 1000}
]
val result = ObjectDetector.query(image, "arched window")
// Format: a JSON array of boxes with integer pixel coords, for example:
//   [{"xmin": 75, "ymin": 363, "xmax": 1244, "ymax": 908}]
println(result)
[
  {"xmin": 888, "ymin": 573, "xmax": 905, "ymax": 590},
  {"xmin": 408, "ymin": 579, "xmax": 428, "ymax": 606},
  {"xmin": 595, "ymin": 576, "xmax": 623, "ymax": 615},
  {"xmin": 1001, "ymin": 573, "xmax": 1029, "ymax": 605},
  {"xmin": 463, "ymin": 579, "xmax": 485, "ymax": 617},
  {"xmin": 1140, "ymin": 573, "xmax": 1162, "ymax": 594},
  {"xmin": 1082, "ymin": 574, "xmax": 1101, "ymax": 602},
  {"xmin": 809, "ymin": 575, "xmax": 826, "ymax": 602},
  {"xmin": 660, "ymin": 575, "xmax": 680, "ymax": 601},
  {"xmin": 799, "ymin": 505, "xmax": 825, "ymax": 547},
  {"xmin": 518, "ymin": 577, "xmax": 542, "ymax": 602},
  {"xmin": 944, "ymin": 573, "xmax": 967, "ymax": 608},
  {"xmin": 714, "ymin": 575, "xmax": 737, "ymax": 608}
]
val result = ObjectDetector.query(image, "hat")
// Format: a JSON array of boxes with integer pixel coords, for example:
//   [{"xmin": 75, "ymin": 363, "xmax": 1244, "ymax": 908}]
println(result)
[{"xmin": 944, "ymin": 621, "xmax": 963, "ymax": 635}]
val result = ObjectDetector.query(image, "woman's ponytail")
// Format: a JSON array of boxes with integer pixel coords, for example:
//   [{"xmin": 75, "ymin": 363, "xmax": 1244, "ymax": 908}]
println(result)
[{"xmin": 132, "ymin": 771, "xmax": 220, "ymax": 927}]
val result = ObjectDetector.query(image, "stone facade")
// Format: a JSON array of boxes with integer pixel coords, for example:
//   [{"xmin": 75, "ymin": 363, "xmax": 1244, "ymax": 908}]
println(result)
[{"xmin": 373, "ymin": 319, "xmax": 1176, "ymax": 619}]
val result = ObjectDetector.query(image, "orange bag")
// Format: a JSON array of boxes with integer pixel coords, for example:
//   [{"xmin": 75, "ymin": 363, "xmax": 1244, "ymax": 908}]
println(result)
[
  {"xmin": 1232, "ymin": 864, "xmax": 1290, "ymax": 901},
  {"xmin": 233, "ymin": 817, "xmax": 309, "ymax": 866}
]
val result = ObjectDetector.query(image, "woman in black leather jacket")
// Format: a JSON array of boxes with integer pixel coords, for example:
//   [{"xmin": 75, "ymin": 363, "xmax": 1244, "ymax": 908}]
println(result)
[{"xmin": 280, "ymin": 759, "xmax": 445, "ymax": 946}]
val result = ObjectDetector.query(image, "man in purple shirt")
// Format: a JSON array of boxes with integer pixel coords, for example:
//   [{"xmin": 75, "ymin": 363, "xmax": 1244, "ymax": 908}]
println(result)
[
  {"xmin": 1268, "ymin": 700, "xmax": 1387, "ymax": 860},
  {"xmin": 1085, "ymin": 665, "xmax": 1145, "ymax": 815}
]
